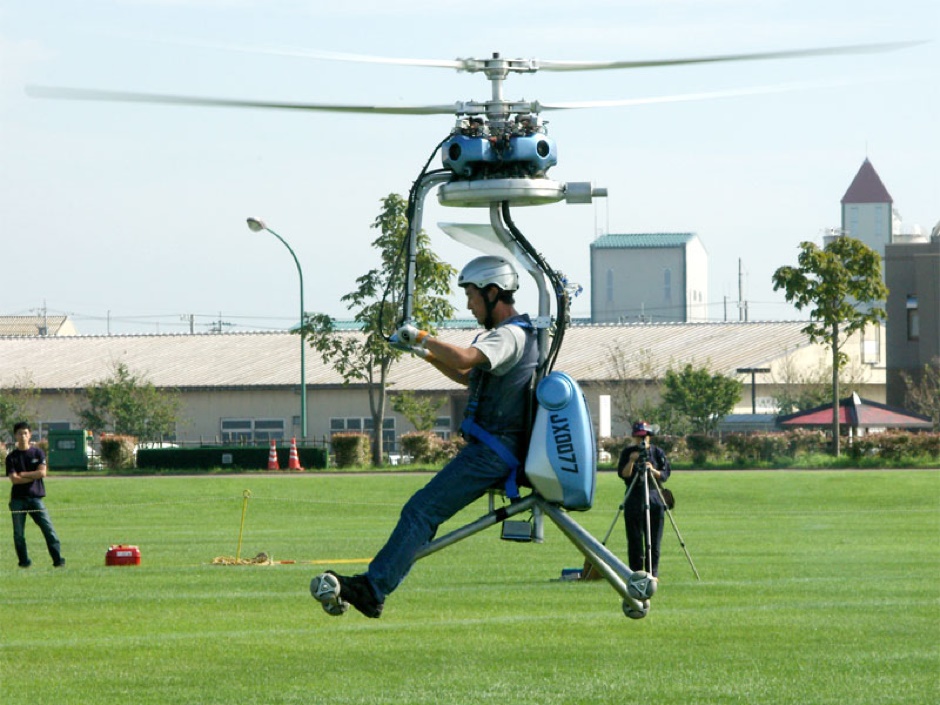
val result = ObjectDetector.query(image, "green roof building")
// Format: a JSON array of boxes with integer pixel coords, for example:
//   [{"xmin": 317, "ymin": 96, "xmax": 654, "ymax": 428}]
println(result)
[{"xmin": 589, "ymin": 232, "xmax": 708, "ymax": 323}]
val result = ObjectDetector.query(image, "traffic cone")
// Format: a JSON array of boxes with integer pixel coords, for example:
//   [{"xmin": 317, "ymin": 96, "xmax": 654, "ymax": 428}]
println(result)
[
  {"xmin": 288, "ymin": 437, "xmax": 304, "ymax": 471},
  {"xmin": 267, "ymin": 439, "xmax": 280, "ymax": 470}
]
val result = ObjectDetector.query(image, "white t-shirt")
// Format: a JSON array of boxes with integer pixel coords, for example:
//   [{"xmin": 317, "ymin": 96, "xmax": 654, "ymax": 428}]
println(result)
[{"xmin": 471, "ymin": 324, "xmax": 528, "ymax": 376}]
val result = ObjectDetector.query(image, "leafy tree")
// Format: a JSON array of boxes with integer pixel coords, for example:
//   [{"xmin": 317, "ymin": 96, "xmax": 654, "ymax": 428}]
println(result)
[
  {"xmin": 661, "ymin": 363, "xmax": 742, "ymax": 434},
  {"xmin": 771, "ymin": 350, "xmax": 872, "ymax": 415},
  {"xmin": 772, "ymin": 236, "xmax": 888, "ymax": 455},
  {"xmin": 900, "ymin": 356, "xmax": 940, "ymax": 430},
  {"xmin": 300, "ymin": 193, "xmax": 456, "ymax": 465},
  {"xmin": 75, "ymin": 362, "xmax": 179, "ymax": 441},
  {"xmin": 391, "ymin": 390, "xmax": 446, "ymax": 433},
  {"xmin": 0, "ymin": 373, "xmax": 40, "ymax": 442}
]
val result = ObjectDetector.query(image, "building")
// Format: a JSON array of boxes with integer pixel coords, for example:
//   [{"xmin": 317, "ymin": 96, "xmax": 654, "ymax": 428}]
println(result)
[
  {"xmin": 0, "ymin": 315, "xmax": 77, "ymax": 337},
  {"xmin": 884, "ymin": 229, "xmax": 940, "ymax": 407},
  {"xmin": 589, "ymin": 233, "xmax": 708, "ymax": 324},
  {"xmin": 840, "ymin": 158, "xmax": 896, "ymax": 258},
  {"xmin": 0, "ymin": 321, "xmax": 886, "ymax": 445}
]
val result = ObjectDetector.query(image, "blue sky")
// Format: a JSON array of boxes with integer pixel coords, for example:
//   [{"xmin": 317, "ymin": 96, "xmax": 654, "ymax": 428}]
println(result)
[{"xmin": 1, "ymin": 0, "xmax": 937, "ymax": 335}]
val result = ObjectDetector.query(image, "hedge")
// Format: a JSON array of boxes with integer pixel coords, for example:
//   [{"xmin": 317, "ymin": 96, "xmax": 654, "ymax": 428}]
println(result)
[{"xmin": 136, "ymin": 445, "xmax": 328, "ymax": 470}]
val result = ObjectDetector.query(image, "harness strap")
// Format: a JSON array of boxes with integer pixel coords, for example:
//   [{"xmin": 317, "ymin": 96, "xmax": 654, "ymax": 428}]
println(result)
[{"xmin": 459, "ymin": 417, "xmax": 522, "ymax": 499}]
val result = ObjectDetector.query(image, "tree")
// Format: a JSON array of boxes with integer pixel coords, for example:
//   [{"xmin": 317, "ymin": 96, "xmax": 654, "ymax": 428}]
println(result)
[
  {"xmin": 772, "ymin": 236, "xmax": 888, "ymax": 455},
  {"xmin": 75, "ymin": 362, "xmax": 179, "ymax": 441},
  {"xmin": 661, "ymin": 363, "xmax": 742, "ymax": 434},
  {"xmin": 601, "ymin": 345, "xmax": 661, "ymax": 432},
  {"xmin": 900, "ymin": 356, "xmax": 940, "ymax": 430},
  {"xmin": 391, "ymin": 390, "xmax": 446, "ymax": 433},
  {"xmin": 771, "ymin": 349, "xmax": 872, "ymax": 415},
  {"xmin": 300, "ymin": 193, "xmax": 456, "ymax": 466},
  {"xmin": 0, "ymin": 373, "xmax": 40, "ymax": 442}
]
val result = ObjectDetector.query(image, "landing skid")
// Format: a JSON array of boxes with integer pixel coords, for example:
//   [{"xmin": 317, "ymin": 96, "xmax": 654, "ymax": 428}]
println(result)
[{"xmin": 414, "ymin": 491, "xmax": 656, "ymax": 618}]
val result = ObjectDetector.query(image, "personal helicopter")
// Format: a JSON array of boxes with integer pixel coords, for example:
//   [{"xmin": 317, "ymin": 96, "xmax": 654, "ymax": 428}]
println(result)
[{"xmin": 26, "ymin": 40, "xmax": 921, "ymax": 619}]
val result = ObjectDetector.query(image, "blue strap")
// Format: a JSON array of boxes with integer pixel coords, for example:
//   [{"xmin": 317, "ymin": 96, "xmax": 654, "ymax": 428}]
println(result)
[{"xmin": 459, "ymin": 417, "xmax": 522, "ymax": 499}]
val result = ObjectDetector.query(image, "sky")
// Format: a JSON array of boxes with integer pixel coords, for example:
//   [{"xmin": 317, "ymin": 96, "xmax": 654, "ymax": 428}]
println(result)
[{"xmin": 1, "ymin": 0, "xmax": 937, "ymax": 336}]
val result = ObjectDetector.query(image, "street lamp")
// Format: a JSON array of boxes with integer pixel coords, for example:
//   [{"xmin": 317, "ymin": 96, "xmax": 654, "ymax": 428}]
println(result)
[
  {"xmin": 736, "ymin": 367, "xmax": 771, "ymax": 415},
  {"xmin": 247, "ymin": 217, "xmax": 307, "ymax": 440}
]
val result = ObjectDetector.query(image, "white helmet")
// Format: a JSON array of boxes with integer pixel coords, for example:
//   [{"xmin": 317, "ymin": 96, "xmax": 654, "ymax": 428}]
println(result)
[{"xmin": 457, "ymin": 256, "xmax": 519, "ymax": 292}]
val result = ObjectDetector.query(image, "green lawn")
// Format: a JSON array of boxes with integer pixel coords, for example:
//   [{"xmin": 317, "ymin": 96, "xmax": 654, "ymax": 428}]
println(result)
[{"xmin": 2, "ymin": 470, "xmax": 938, "ymax": 704}]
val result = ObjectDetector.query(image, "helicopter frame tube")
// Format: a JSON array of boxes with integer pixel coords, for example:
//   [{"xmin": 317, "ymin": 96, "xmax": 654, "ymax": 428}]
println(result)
[{"xmin": 399, "ymin": 174, "xmax": 653, "ymax": 619}]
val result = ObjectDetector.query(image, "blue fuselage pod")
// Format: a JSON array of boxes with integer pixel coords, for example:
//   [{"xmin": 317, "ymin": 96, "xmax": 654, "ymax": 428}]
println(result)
[
  {"xmin": 442, "ymin": 133, "xmax": 558, "ymax": 178},
  {"xmin": 524, "ymin": 371, "xmax": 596, "ymax": 510}
]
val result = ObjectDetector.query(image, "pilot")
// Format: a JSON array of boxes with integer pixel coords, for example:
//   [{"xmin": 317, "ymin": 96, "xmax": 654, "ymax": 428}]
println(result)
[{"xmin": 312, "ymin": 255, "xmax": 538, "ymax": 618}]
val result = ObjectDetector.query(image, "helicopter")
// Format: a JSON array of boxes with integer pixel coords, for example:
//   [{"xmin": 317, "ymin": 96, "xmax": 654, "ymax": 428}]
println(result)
[{"xmin": 25, "ymin": 40, "xmax": 922, "ymax": 618}]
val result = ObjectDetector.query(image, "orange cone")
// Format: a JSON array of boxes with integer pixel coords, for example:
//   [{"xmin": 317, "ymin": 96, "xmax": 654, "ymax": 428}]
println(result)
[
  {"xmin": 288, "ymin": 437, "xmax": 304, "ymax": 471},
  {"xmin": 267, "ymin": 439, "xmax": 280, "ymax": 470}
]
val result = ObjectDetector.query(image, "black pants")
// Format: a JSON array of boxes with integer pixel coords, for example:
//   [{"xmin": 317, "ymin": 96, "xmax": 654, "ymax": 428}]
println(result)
[{"xmin": 624, "ymin": 502, "xmax": 665, "ymax": 577}]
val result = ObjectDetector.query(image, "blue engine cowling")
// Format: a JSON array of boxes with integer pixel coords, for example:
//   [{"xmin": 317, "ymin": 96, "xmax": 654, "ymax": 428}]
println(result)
[
  {"xmin": 524, "ymin": 371, "xmax": 596, "ymax": 510},
  {"xmin": 443, "ymin": 133, "xmax": 558, "ymax": 178}
]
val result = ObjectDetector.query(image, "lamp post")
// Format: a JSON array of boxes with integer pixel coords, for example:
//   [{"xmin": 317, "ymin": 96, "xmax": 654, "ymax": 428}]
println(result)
[
  {"xmin": 736, "ymin": 367, "xmax": 771, "ymax": 415},
  {"xmin": 247, "ymin": 217, "xmax": 307, "ymax": 440}
]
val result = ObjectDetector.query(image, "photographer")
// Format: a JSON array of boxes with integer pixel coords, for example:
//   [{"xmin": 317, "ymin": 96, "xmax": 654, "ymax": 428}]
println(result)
[{"xmin": 618, "ymin": 421, "xmax": 671, "ymax": 578}]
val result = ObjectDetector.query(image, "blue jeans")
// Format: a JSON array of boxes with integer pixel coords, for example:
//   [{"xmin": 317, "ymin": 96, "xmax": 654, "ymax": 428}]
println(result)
[
  {"xmin": 366, "ymin": 440, "xmax": 515, "ymax": 600},
  {"xmin": 9, "ymin": 497, "xmax": 62, "ymax": 566}
]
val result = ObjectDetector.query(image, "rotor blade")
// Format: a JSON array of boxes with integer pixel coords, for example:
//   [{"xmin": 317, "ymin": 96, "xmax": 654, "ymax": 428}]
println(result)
[
  {"xmin": 535, "ymin": 40, "xmax": 926, "ymax": 72},
  {"xmin": 148, "ymin": 39, "xmax": 467, "ymax": 70},
  {"xmin": 25, "ymin": 85, "xmax": 458, "ymax": 115},
  {"xmin": 537, "ymin": 78, "xmax": 870, "ymax": 111}
]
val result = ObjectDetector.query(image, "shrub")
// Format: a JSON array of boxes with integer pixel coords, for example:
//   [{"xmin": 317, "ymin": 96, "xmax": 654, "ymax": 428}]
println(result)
[
  {"xmin": 785, "ymin": 429, "xmax": 829, "ymax": 456},
  {"xmin": 400, "ymin": 431, "xmax": 444, "ymax": 463},
  {"xmin": 686, "ymin": 434, "xmax": 719, "ymax": 465},
  {"xmin": 99, "ymin": 434, "xmax": 137, "ymax": 469},
  {"xmin": 330, "ymin": 433, "xmax": 370, "ymax": 468}
]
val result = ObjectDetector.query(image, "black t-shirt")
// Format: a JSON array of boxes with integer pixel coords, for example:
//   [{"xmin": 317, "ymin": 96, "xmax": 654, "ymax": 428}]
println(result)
[
  {"xmin": 618, "ymin": 443, "xmax": 670, "ymax": 507},
  {"xmin": 6, "ymin": 446, "xmax": 47, "ymax": 499}
]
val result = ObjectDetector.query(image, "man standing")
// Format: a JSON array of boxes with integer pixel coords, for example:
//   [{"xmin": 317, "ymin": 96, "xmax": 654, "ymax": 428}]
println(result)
[
  {"xmin": 312, "ymin": 255, "xmax": 538, "ymax": 618},
  {"xmin": 618, "ymin": 421, "xmax": 670, "ymax": 578},
  {"xmin": 6, "ymin": 421, "xmax": 65, "ymax": 568}
]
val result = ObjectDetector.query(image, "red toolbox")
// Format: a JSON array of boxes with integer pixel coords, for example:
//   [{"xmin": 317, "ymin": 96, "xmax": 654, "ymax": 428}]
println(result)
[{"xmin": 106, "ymin": 544, "xmax": 141, "ymax": 566}]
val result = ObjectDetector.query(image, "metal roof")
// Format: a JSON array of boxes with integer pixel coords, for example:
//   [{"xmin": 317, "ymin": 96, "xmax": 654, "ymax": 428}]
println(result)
[
  {"xmin": 0, "ymin": 315, "xmax": 76, "ymax": 337},
  {"xmin": 590, "ymin": 233, "xmax": 697, "ymax": 250},
  {"xmin": 0, "ymin": 321, "xmax": 813, "ymax": 392}
]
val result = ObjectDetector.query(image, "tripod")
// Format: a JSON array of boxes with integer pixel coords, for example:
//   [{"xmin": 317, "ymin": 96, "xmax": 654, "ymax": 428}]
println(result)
[{"xmin": 589, "ymin": 444, "xmax": 700, "ymax": 581}]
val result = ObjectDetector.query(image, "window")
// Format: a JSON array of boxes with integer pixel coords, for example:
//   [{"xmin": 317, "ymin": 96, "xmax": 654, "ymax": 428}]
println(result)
[
  {"xmin": 848, "ymin": 206, "xmax": 859, "ymax": 235},
  {"xmin": 907, "ymin": 295, "xmax": 920, "ymax": 341},
  {"xmin": 221, "ymin": 418, "xmax": 285, "ymax": 443},
  {"xmin": 253, "ymin": 419, "xmax": 286, "ymax": 442},
  {"xmin": 331, "ymin": 417, "xmax": 397, "ymax": 450},
  {"xmin": 221, "ymin": 418, "xmax": 252, "ymax": 443},
  {"xmin": 37, "ymin": 421, "xmax": 70, "ymax": 440},
  {"xmin": 434, "ymin": 415, "xmax": 453, "ymax": 441}
]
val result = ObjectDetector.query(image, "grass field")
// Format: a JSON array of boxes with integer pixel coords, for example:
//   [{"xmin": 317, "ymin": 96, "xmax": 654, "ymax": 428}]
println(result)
[{"xmin": 2, "ymin": 470, "xmax": 937, "ymax": 704}]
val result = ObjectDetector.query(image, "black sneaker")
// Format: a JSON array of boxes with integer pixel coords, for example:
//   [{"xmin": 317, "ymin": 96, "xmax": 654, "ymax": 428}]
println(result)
[
  {"xmin": 18, "ymin": 560, "xmax": 31, "ymax": 568},
  {"xmin": 53, "ymin": 558, "xmax": 66, "ymax": 568},
  {"xmin": 327, "ymin": 571, "xmax": 384, "ymax": 618}
]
